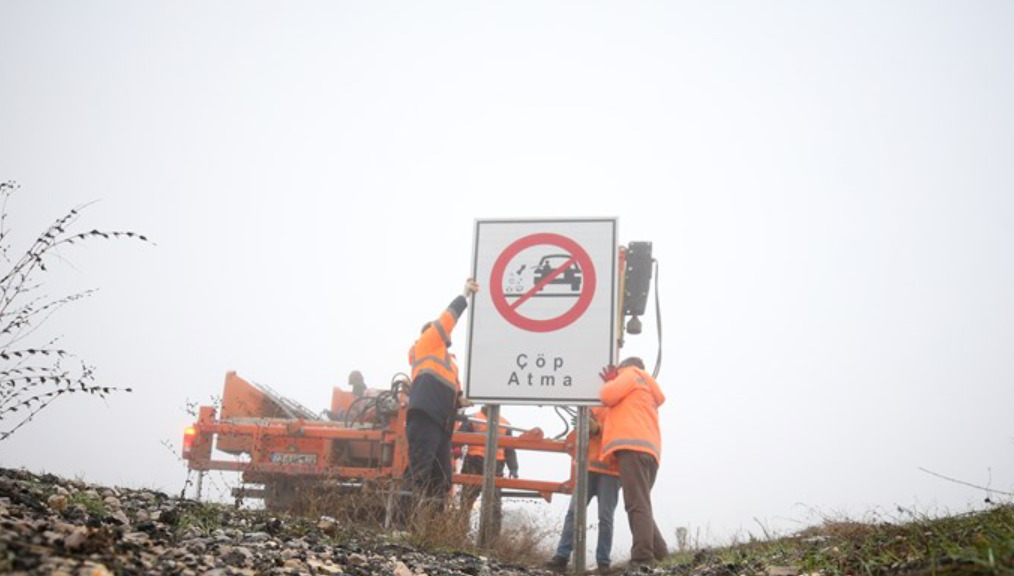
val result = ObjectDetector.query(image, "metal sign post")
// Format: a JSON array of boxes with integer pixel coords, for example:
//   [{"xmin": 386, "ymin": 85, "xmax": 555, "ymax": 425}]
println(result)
[
  {"xmin": 478, "ymin": 404, "xmax": 500, "ymax": 548},
  {"xmin": 573, "ymin": 406, "xmax": 590, "ymax": 573}
]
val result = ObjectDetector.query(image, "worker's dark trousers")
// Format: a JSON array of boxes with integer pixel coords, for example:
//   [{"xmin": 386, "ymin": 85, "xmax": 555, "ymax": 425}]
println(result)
[
  {"xmin": 404, "ymin": 410, "xmax": 452, "ymax": 511},
  {"xmin": 460, "ymin": 455, "xmax": 505, "ymax": 537},
  {"xmin": 616, "ymin": 450, "xmax": 668, "ymax": 563}
]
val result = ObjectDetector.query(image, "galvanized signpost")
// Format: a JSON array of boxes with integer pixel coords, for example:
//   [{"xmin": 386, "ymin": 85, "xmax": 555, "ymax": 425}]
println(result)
[{"xmin": 467, "ymin": 218, "xmax": 618, "ymax": 572}]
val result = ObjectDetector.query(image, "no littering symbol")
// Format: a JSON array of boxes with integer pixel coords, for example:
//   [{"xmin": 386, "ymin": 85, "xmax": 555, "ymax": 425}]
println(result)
[{"xmin": 489, "ymin": 232, "xmax": 597, "ymax": 333}]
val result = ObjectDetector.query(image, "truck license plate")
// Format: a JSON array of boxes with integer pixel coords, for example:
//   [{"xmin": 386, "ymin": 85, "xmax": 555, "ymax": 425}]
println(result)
[{"xmin": 270, "ymin": 452, "xmax": 317, "ymax": 465}]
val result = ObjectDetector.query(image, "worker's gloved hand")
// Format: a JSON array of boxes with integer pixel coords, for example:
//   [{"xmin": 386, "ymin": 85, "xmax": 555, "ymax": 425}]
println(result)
[
  {"xmin": 463, "ymin": 278, "xmax": 479, "ymax": 298},
  {"xmin": 509, "ymin": 470, "xmax": 519, "ymax": 479},
  {"xmin": 452, "ymin": 446, "xmax": 462, "ymax": 459},
  {"xmin": 599, "ymin": 364, "xmax": 619, "ymax": 383}
]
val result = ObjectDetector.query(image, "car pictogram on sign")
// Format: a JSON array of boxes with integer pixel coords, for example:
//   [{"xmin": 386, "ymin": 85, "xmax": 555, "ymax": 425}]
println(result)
[
  {"xmin": 534, "ymin": 254, "xmax": 582, "ymax": 292},
  {"xmin": 505, "ymin": 254, "xmax": 583, "ymax": 297}
]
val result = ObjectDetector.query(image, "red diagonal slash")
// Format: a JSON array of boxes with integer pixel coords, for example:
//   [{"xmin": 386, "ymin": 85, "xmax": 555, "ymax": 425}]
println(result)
[{"xmin": 509, "ymin": 256, "xmax": 578, "ymax": 310}]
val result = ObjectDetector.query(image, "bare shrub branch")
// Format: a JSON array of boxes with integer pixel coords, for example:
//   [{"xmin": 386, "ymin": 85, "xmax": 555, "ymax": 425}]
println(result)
[{"xmin": 0, "ymin": 180, "xmax": 148, "ymax": 441}]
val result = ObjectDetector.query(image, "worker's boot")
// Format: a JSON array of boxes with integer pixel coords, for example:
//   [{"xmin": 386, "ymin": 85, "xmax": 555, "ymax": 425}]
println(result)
[
  {"xmin": 543, "ymin": 556, "xmax": 567, "ymax": 574},
  {"xmin": 596, "ymin": 563, "xmax": 613, "ymax": 575}
]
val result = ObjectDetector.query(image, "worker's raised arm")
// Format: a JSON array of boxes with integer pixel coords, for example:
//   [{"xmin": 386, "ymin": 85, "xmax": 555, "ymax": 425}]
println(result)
[
  {"xmin": 599, "ymin": 367, "xmax": 637, "ymax": 406},
  {"xmin": 419, "ymin": 278, "xmax": 479, "ymax": 348}
]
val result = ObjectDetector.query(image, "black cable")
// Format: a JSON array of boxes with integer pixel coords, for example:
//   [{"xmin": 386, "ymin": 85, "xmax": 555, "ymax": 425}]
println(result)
[
  {"xmin": 372, "ymin": 390, "xmax": 400, "ymax": 426},
  {"xmin": 652, "ymin": 258, "xmax": 662, "ymax": 379},
  {"xmin": 390, "ymin": 372, "xmax": 410, "ymax": 391},
  {"xmin": 390, "ymin": 373, "xmax": 410, "ymax": 401},
  {"xmin": 344, "ymin": 395, "xmax": 374, "ymax": 426},
  {"xmin": 552, "ymin": 405, "xmax": 576, "ymax": 439}
]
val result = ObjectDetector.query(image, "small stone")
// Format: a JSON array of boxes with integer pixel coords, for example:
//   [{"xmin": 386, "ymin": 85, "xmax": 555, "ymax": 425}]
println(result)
[
  {"xmin": 64, "ymin": 527, "xmax": 89, "ymax": 551},
  {"xmin": 308, "ymin": 559, "xmax": 343, "ymax": 575},
  {"xmin": 392, "ymin": 560, "xmax": 413, "ymax": 576},
  {"xmin": 348, "ymin": 553, "xmax": 367, "ymax": 566},
  {"xmin": 110, "ymin": 510, "xmax": 131, "ymax": 526},
  {"xmin": 123, "ymin": 531, "xmax": 150, "ymax": 544},
  {"xmin": 223, "ymin": 545, "xmax": 254, "ymax": 566},
  {"xmin": 48, "ymin": 494, "xmax": 68, "ymax": 512},
  {"xmin": 78, "ymin": 562, "xmax": 113, "ymax": 576}
]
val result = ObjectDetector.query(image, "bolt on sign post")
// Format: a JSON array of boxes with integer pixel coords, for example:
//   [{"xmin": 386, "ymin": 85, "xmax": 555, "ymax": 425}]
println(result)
[{"xmin": 467, "ymin": 218, "xmax": 617, "ymax": 571}]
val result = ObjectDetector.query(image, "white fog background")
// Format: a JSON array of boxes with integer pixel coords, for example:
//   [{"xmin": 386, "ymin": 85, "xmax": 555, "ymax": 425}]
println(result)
[{"xmin": 2, "ymin": 1, "xmax": 1013, "ymax": 560}]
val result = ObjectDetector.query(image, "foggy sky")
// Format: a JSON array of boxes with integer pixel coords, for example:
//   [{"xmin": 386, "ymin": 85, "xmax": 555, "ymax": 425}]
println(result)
[{"xmin": 1, "ymin": 0, "xmax": 1012, "ymax": 558}]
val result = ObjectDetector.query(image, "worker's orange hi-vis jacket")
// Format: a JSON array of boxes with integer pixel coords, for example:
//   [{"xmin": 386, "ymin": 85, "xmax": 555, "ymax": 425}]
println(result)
[
  {"xmin": 588, "ymin": 407, "xmax": 619, "ymax": 477},
  {"xmin": 407, "ymin": 295, "xmax": 467, "ymax": 431},
  {"xmin": 599, "ymin": 366, "xmax": 665, "ymax": 465},
  {"xmin": 565, "ymin": 407, "xmax": 619, "ymax": 477},
  {"xmin": 467, "ymin": 412, "xmax": 511, "ymax": 461}
]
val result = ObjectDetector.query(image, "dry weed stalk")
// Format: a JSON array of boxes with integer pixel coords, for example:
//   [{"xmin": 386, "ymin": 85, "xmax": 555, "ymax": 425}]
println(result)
[{"xmin": 0, "ymin": 180, "xmax": 150, "ymax": 441}]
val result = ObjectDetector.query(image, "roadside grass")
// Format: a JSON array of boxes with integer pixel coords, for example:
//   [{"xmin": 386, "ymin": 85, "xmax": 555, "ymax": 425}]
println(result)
[
  {"xmin": 400, "ymin": 498, "xmax": 473, "ymax": 552},
  {"xmin": 175, "ymin": 501, "xmax": 227, "ymax": 534},
  {"xmin": 281, "ymin": 481, "xmax": 556, "ymax": 564},
  {"xmin": 67, "ymin": 491, "xmax": 107, "ymax": 517},
  {"xmin": 666, "ymin": 503, "xmax": 1014, "ymax": 576},
  {"xmin": 482, "ymin": 508, "xmax": 557, "ymax": 565}
]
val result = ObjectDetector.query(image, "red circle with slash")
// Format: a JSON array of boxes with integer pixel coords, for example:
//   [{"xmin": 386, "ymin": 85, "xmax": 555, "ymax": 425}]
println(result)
[{"xmin": 490, "ymin": 232, "xmax": 597, "ymax": 333}]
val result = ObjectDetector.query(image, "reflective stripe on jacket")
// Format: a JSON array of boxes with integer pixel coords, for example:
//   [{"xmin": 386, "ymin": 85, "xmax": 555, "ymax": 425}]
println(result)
[
  {"xmin": 407, "ymin": 295, "xmax": 467, "ymax": 431},
  {"xmin": 599, "ymin": 366, "xmax": 665, "ymax": 464}
]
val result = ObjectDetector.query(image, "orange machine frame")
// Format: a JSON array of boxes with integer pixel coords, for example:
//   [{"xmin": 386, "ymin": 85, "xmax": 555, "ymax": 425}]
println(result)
[{"xmin": 182, "ymin": 373, "xmax": 577, "ymax": 506}]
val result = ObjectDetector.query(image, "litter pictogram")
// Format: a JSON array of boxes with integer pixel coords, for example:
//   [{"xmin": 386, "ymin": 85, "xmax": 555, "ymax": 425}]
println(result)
[{"xmin": 490, "ymin": 232, "xmax": 597, "ymax": 333}]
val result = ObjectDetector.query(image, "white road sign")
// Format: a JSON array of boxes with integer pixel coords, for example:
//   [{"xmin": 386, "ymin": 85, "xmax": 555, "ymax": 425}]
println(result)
[{"xmin": 466, "ymin": 218, "xmax": 617, "ymax": 404}]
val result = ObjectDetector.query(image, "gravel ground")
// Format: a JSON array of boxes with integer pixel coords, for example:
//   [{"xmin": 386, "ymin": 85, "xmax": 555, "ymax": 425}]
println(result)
[{"xmin": 0, "ymin": 467, "xmax": 706, "ymax": 576}]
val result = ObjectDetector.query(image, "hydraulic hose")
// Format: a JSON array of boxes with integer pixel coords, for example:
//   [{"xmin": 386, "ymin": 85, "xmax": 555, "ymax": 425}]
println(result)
[{"xmin": 553, "ymin": 405, "xmax": 576, "ymax": 439}]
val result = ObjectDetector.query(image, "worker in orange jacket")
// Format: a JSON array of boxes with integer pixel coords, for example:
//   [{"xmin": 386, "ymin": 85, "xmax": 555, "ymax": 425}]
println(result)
[
  {"xmin": 459, "ymin": 405, "xmax": 519, "ymax": 537},
  {"xmin": 546, "ymin": 406, "xmax": 621, "ymax": 573},
  {"xmin": 599, "ymin": 357, "xmax": 667, "ymax": 566},
  {"xmin": 404, "ymin": 278, "xmax": 478, "ymax": 508}
]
